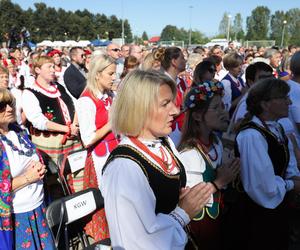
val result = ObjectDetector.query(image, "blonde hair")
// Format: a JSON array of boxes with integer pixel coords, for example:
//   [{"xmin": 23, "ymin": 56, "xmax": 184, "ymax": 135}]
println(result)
[
  {"xmin": 32, "ymin": 55, "xmax": 54, "ymax": 76},
  {"xmin": 110, "ymin": 70, "xmax": 176, "ymax": 136},
  {"xmin": 0, "ymin": 87, "xmax": 16, "ymax": 113},
  {"xmin": 141, "ymin": 53, "xmax": 156, "ymax": 70},
  {"xmin": 86, "ymin": 54, "xmax": 116, "ymax": 98}
]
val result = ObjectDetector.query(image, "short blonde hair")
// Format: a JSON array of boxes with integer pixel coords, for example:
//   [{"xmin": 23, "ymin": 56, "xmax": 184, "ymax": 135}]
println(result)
[
  {"xmin": 87, "ymin": 54, "xmax": 115, "ymax": 97},
  {"xmin": 110, "ymin": 70, "xmax": 177, "ymax": 136},
  {"xmin": 32, "ymin": 56, "xmax": 54, "ymax": 76}
]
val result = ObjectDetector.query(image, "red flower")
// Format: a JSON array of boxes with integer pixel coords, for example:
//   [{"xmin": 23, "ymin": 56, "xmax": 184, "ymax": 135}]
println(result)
[
  {"xmin": 40, "ymin": 232, "xmax": 48, "ymax": 238},
  {"xmin": 3, "ymin": 218, "xmax": 10, "ymax": 227},
  {"xmin": 2, "ymin": 169, "xmax": 10, "ymax": 178},
  {"xmin": 30, "ymin": 215, "xmax": 35, "ymax": 220},
  {"xmin": 44, "ymin": 112, "xmax": 54, "ymax": 120},
  {"xmin": 42, "ymin": 220, "xmax": 47, "ymax": 227},
  {"xmin": 25, "ymin": 228, "xmax": 32, "ymax": 234},
  {"xmin": 21, "ymin": 241, "xmax": 31, "ymax": 248}
]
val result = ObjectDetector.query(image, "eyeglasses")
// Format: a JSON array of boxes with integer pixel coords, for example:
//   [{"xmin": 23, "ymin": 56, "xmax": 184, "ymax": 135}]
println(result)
[
  {"xmin": 0, "ymin": 100, "xmax": 15, "ymax": 112},
  {"xmin": 110, "ymin": 48, "xmax": 121, "ymax": 52}
]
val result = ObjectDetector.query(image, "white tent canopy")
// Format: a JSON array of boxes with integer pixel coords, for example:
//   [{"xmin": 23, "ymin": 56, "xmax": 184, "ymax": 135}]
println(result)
[{"xmin": 37, "ymin": 40, "xmax": 53, "ymax": 47}]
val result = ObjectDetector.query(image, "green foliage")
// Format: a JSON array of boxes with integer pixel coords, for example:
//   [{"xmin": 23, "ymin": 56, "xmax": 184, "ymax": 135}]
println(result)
[
  {"xmin": 286, "ymin": 8, "xmax": 300, "ymax": 46},
  {"xmin": 270, "ymin": 11, "xmax": 287, "ymax": 46},
  {"xmin": 160, "ymin": 25, "xmax": 208, "ymax": 45},
  {"xmin": 142, "ymin": 31, "xmax": 148, "ymax": 41},
  {"xmin": 0, "ymin": 0, "xmax": 133, "ymax": 43},
  {"xmin": 246, "ymin": 6, "xmax": 270, "ymax": 40},
  {"xmin": 232, "ymin": 13, "xmax": 244, "ymax": 40},
  {"xmin": 218, "ymin": 12, "xmax": 230, "ymax": 36}
]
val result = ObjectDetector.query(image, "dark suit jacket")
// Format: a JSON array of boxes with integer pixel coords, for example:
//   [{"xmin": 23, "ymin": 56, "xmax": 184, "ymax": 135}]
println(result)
[{"xmin": 63, "ymin": 63, "xmax": 87, "ymax": 99}]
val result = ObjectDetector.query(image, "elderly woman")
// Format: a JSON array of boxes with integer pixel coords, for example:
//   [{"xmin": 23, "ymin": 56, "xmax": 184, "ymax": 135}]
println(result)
[
  {"xmin": 101, "ymin": 70, "xmax": 214, "ymax": 250},
  {"xmin": 224, "ymin": 78, "xmax": 300, "ymax": 250},
  {"xmin": 0, "ymin": 88, "xmax": 54, "ymax": 249},
  {"xmin": 77, "ymin": 54, "xmax": 119, "ymax": 241}
]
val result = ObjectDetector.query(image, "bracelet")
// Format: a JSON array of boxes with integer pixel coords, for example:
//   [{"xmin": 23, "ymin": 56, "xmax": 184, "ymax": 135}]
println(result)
[{"xmin": 211, "ymin": 181, "xmax": 220, "ymax": 191}]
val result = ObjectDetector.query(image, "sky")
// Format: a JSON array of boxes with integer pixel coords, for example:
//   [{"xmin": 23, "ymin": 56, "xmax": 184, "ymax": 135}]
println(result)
[{"xmin": 12, "ymin": 0, "xmax": 300, "ymax": 38}]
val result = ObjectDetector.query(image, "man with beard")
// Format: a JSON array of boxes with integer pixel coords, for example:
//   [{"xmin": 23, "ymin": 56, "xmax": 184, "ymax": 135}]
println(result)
[{"xmin": 63, "ymin": 47, "xmax": 87, "ymax": 99}]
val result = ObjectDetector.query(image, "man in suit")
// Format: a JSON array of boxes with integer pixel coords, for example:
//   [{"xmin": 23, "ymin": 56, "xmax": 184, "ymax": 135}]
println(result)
[{"xmin": 63, "ymin": 47, "xmax": 87, "ymax": 99}]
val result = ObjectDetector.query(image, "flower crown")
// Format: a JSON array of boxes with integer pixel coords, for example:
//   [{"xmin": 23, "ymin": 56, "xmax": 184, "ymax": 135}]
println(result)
[{"xmin": 184, "ymin": 80, "xmax": 224, "ymax": 109}]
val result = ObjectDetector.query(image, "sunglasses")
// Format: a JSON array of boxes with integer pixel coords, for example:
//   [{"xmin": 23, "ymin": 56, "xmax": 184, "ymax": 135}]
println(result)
[
  {"xmin": 111, "ymin": 48, "xmax": 121, "ymax": 52},
  {"xmin": 0, "ymin": 100, "xmax": 15, "ymax": 112}
]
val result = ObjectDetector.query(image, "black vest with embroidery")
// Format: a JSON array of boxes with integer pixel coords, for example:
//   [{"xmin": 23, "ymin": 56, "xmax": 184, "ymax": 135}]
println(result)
[
  {"xmin": 235, "ymin": 122, "xmax": 289, "ymax": 178},
  {"xmin": 103, "ymin": 138, "xmax": 186, "ymax": 214},
  {"xmin": 26, "ymin": 84, "xmax": 75, "ymax": 135}
]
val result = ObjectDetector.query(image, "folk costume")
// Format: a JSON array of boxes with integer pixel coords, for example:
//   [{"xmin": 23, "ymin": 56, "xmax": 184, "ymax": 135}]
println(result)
[
  {"xmin": 101, "ymin": 136, "xmax": 190, "ymax": 250},
  {"xmin": 77, "ymin": 89, "xmax": 119, "ymax": 241},
  {"xmin": 223, "ymin": 116, "xmax": 300, "ymax": 250},
  {"xmin": 221, "ymin": 73, "xmax": 245, "ymax": 115},
  {"xmin": 22, "ymin": 82, "xmax": 83, "ymax": 193},
  {"xmin": 180, "ymin": 135, "xmax": 223, "ymax": 250},
  {"xmin": 0, "ymin": 125, "xmax": 54, "ymax": 250}
]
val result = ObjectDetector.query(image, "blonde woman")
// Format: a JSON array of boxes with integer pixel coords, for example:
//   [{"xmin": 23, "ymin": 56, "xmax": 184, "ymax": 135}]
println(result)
[
  {"xmin": 101, "ymin": 70, "xmax": 214, "ymax": 249},
  {"xmin": 77, "ymin": 54, "xmax": 119, "ymax": 241}
]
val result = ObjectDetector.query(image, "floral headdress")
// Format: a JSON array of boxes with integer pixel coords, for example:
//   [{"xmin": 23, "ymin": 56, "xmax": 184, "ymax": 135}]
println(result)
[{"xmin": 184, "ymin": 80, "xmax": 224, "ymax": 109}]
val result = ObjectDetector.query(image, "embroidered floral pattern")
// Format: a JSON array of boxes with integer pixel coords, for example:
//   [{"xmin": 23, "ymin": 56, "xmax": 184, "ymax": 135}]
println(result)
[
  {"xmin": 184, "ymin": 80, "xmax": 224, "ymax": 109},
  {"xmin": 44, "ymin": 106, "xmax": 56, "ymax": 121},
  {"xmin": 0, "ymin": 140, "xmax": 13, "ymax": 231}
]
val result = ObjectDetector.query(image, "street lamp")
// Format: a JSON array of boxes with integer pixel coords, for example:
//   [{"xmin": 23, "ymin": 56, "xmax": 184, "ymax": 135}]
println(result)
[
  {"xmin": 188, "ymin": 6, "xmax": 193, "ymax": 47},
  {"xmin": 280, "ymin": 20, "xmax": 287, "ymax": 48},
  {"xmin": 226, "ymin": 14, "xmax": 232, "ymax": 41},
  {"xmin": 121, "ymin": 0, "xmax": 125, "ymax": 45}
]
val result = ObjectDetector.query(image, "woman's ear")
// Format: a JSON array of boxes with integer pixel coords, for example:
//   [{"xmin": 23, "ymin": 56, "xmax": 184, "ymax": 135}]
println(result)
[{"xmin": 34, "ymin": 67, "xmax": 40, "ymax": 75}]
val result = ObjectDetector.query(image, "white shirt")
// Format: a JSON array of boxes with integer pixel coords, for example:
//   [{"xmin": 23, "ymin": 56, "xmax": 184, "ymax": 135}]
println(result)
[
  {"xmin": 2, "ymin": 131, "xmax": 43, "ymax": 213},
  {"xmin": 22, "ymin": 85, "xmax": 62, "ymax": 131},
  {"xmin": 236, "ymin": 116, "xmax": 300, "ymax": 209},
  {"xmin": 221, "ymin": 73, "xmax": 243, "ymax": 111},
  {"xmin": 77, "ymin": 91, "xmax": 112, "ymax": 186},
  {"xmin": 101, "ymin": 136, "xmax": 190, "ymax": 250},
  {"xmin": 287, "ymin": 79, "xmax": 300, "ymax": 147}
]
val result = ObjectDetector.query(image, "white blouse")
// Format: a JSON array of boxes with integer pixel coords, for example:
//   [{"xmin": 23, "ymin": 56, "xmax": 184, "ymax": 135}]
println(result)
[
  {"xmin": 100, "ymin": 136, "xmax": 190, "ymax": 250},
  {"xmin": 2, "ymin": 131, "xmax": 44, "ymax": 213},
  {"xmin": 236, "ymin": 116, "xmax": 300, "ymax": 209}
]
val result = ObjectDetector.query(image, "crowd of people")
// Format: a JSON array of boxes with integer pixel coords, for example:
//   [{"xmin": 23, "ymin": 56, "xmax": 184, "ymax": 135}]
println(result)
[{"xmin": 0, "ymin": 39, "xmax": 300, "ymax": 250}]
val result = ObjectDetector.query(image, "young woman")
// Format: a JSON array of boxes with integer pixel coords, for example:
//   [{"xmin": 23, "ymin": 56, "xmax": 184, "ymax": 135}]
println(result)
[
  {"xmin": 178, "ymin": 81, "xmax": 239, "ymax": 250},
  {"xmin": 101, "ymin": 70, "xmax": 214, "ymax": 250},
  {"xmin": 77, "ymin": 54, "xmax": 119, "ymax": 241},
  {"xmin": 0, "ymin": 88, "xmax": 54, "ymax": 249}
]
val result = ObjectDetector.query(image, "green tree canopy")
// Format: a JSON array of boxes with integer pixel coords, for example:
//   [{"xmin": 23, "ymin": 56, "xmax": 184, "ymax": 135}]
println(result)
[{"xmin": 246, "ymin": 6, "xmax": 270, "ymax": 40}]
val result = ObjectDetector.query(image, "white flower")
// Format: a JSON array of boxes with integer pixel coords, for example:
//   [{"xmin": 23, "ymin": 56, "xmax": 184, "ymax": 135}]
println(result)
[{"xmin": 189, "ymin": 95, "xmax": 195, "ymax": 101}]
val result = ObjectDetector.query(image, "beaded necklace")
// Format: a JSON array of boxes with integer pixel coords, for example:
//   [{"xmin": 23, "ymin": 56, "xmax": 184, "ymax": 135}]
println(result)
[{"xmin": 0, "ymin": 132, "xmax": 36, "ymax": 157}]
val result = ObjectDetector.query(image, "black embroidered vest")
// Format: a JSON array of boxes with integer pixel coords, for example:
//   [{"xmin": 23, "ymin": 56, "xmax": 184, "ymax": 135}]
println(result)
[
  {"xmin": 26, "ymin": 84, "xmax": 75, "ymax": 135},
  {"xmin": 103, "ymin": 138, "xmax": 186, "ymax": 214}
]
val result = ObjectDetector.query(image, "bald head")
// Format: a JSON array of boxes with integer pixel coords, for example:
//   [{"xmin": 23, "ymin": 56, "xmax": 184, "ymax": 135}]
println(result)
[{"xmin": 290, "ymin": 51, "xmax": 300, "ymax": 76}]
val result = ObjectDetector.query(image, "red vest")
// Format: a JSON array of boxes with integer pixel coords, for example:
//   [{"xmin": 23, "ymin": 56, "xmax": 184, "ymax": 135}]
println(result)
[
  {"xmin": 81, "ymin": 90, "xmax": 119, "ymax": 156},
  {"xmin": 172, "ymin": 78, "xmax": 186, "ymax": 131}
]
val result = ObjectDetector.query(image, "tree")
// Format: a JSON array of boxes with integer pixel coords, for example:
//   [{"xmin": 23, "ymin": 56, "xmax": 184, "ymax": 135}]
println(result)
[
  {"xmin": 270, "ymin": 11, "xmax": 288, "ymax": 46},
  {"xmin": 286, "ymin": 8, "xmax": 300, "ymax": 46},
  {"xmin": 246, "ymin": 6, "xmax": 270, "ymax": 40},
  {"xmin": 142, "ymin": 31, "xmax": 148, "ymax": 41},
  {"xmin": 232, "ymin": 13, "xmax": 244, "ymax": 40},
  {"xmin": 218, "ymin": 12, "xmax": 230, "ymax": 38}
]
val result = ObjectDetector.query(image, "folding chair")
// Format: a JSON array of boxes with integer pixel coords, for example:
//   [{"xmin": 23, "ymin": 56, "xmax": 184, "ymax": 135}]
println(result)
[
  {"xmin": 56, "ymin": 148, "xmax": 88, "ymax": 195},
  {"xmin": 46, "ymin": 188, "xmax": 110, "ymax": 249}
]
